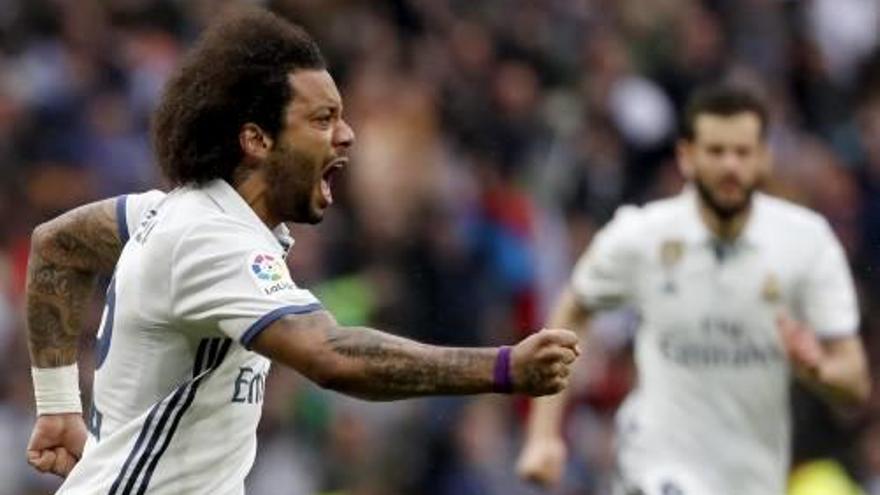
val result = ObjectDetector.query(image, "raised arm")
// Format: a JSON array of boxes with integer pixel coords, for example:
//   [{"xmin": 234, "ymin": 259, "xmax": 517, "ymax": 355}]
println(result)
[
  {"xmin": 516, "ymin": 287, "xmax": 592, "ymax": 487},
  {"xmin": 26, "ymin": 197, "xmax": 123, "ymax": 478},
  {"xmin": 251, "ymin": 310, "xmax": 581, "ymax": 401}
]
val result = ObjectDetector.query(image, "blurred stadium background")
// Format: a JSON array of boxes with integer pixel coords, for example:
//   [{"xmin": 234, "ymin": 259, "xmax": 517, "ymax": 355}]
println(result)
[{"xmin": 1, "ymin": 0, "xmax": 880, "ymax": 493}]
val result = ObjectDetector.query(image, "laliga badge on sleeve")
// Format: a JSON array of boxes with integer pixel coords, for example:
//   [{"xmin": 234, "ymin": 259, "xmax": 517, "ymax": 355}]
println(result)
[{"xmin": 248, "ymin": 252, "xmax": 297, "ymax": 297}]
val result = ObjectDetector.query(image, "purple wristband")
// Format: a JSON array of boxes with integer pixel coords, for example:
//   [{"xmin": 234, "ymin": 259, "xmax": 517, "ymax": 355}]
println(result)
[{"xmin": 493, "ymin": 346, "xmax": 513, "ymax": 394}]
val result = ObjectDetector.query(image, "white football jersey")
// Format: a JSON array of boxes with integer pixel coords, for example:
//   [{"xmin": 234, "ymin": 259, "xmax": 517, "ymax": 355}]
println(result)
[
  {"xmin": 58, "ymin": 179, "xmax": 322, "ymax": 495},
  {"xmin": 571, "ymin": 188, "xmax": 858, "ymax": 495}
]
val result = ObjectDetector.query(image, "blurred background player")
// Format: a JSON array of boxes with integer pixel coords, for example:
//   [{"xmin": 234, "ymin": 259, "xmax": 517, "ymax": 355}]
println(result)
[
  {"xmin": 23, "ymin": 7, "xmax": 580, "ymax": 494},
  {"xmin": 516, "ymin": 85, "xmax": 871, "ymax": 495}
]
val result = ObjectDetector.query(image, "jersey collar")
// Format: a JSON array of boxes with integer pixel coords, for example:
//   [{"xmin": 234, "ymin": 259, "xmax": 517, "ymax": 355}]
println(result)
[{"xmin": 200, "ymin": 179, "xmax": 295, "ymax": 253}]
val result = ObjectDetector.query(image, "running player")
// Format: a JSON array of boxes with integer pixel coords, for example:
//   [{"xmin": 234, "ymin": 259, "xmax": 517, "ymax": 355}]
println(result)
[
  {"xmin": 24, "ymin": 7, "xmax": 580, "ymax": 494},
  {"xmin": 516, "ymin": 85, "xmax": 871, "ymax": 495}
]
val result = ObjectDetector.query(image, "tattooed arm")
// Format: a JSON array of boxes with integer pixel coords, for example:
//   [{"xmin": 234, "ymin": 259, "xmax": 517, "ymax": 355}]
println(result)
[
  {"xmin": 27, "ymin": 198, "xmax": 122, "ymax": 368},
  {"xmin": 26, "ymin": 198, "xmax": 123, "ymax": 478},
  {"xmin": 251, "ymin": 311, "xmax": 580, "ymax": 401}
]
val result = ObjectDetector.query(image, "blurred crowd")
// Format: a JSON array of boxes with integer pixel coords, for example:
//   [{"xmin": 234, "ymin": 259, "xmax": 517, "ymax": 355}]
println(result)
[{"xmin": 1, "ymin": 0, "xmax": 880, "ymax": 494}]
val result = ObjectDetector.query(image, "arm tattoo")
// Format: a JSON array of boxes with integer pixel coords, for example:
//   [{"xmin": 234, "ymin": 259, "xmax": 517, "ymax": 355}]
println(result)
[
  {"xmin": 27, "ymin": 199, "xmax": 122, "ymax": 368},
  {"xmin": 324, "ymin": 326, "xmax": 497, "ymax": 399}
]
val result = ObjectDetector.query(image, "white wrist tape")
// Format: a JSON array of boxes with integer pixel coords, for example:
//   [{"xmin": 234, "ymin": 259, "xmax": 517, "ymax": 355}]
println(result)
[{"xmin": 31, "ymin": 364, "xmax": 82, "ymax": 416}]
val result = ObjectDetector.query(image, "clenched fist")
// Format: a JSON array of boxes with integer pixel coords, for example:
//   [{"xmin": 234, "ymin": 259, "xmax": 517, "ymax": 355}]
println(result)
[
  {"xmin": 511, "ymin": 328, "xmax": 580, "ymax": 396},
  {"xmin": 516, "ymin": 434, "xmax": 567, "ymax": 487},
  {"xmin": 27, "ymin": 413, "xmax": 87, "ymax": 478}
]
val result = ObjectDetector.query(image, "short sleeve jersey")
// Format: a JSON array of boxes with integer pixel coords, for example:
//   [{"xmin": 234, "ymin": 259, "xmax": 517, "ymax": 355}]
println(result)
[
  {"xmin": 571, "ymin": 189, "xmax": 858, "ymax": 495},
  {"xmin": 58, "ymin": 179, "xmax": 322, "ymax": 495}
]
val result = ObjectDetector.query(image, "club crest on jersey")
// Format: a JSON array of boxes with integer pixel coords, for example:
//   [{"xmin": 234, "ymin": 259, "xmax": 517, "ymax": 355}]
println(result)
[
  {"xmin": 762, "ymin": 273, "xmax": 781, "ymax": 303},
  {"xmin": 659, "ymin": 239, "xmax": 684, "ymax": 267},
  {"xmin": 659, "ymin": 239, "xmax": 683, "ymax": 294},
  {"xmin": 249, "ymin": 253, "xmax": 296, "ymax": 296}
]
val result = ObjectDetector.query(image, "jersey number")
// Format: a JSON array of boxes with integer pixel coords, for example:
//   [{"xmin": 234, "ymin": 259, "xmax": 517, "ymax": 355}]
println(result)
[
  {"xmin": 95, "ymin": 276, "xmax": 117, "ymax": 370},
  {"xmin": 91, "ymin": 277, "xmax": 118, "ymax": 440},
  {"xmin": 87, "ymin": 400, "xmax": 103, "ymax": 441}
]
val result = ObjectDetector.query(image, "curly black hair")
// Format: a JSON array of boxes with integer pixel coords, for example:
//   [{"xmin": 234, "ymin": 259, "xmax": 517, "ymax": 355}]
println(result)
[
  {"xmin": 152, "ymin": 6, "xmax": 326, "ymax": 185},
  {"xmin": 681, "ymin": 84, "xmax": 769, "ymax": 141}
]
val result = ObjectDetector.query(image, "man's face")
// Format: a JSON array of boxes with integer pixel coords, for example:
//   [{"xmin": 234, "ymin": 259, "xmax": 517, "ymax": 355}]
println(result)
[
  {"xmin": 678, "ymin": 112, "xmax": 768, "ymax": 219},
  {"xmin": 264, "ymin": 69, "xmax": 355, "ymax": 224}
]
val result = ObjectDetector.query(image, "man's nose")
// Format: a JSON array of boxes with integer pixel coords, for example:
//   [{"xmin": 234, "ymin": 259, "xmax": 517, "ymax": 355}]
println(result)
[
  {"xmin": 334, "ymin": 119, "xmax": 355, "ymax": 149},
  {"xmin": 719, "ymin": 150, "xmax": 741, "ymax": 172}
]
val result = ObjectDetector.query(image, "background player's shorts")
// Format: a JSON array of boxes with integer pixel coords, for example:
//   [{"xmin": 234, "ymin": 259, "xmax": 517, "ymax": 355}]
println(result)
[{"xmin": 612, "ymin": 463, "xmax": 712, "ymax": 495}]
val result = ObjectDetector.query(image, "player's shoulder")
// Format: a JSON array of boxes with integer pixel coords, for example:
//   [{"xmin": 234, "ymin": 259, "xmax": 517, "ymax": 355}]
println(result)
[
  {"xmin": 642, "ymin": 193, "xmax": 691, "ymax": 222},
  {"xmin": 129, "ymin": 189, "xmax": 167, "ymax": 203},
  {"xmin": 154, "ymin": 188, "xmax": 277, "ymax": 252},
  {"xmin": 753, "ymin": 193, "xmax": 832, "ymax": 239},
  {"xmin": 604, "ymin": 193, "xmax": 688, "ymax": 233},
  {"xmin": 591, "ymin": 195, "xmax": 682, "ymax": 254}
]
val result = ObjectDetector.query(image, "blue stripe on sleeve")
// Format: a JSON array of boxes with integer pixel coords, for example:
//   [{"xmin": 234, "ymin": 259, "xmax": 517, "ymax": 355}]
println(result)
[
  {"xmin": 240, "ymin": 303, "xmax": 324, "ymax": 349},
  {"xmin": 116, "ymin": 194, "xmax": 130, "ymax": 244}
]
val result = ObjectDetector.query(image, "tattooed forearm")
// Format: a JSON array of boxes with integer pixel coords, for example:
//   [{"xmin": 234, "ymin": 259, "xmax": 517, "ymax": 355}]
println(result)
[
  {"xmin": 323, "ymin": 327, "xmax": 497, "ymax": 400},
  {"xmin": 27, "ymin": 199, "xmax": 122, "ymax": 368},
  {"xmin": 27, "ymin": 267, "xmax": 97, "ymax": 367},
  {"xmin": 252, "ymin": 311, "xmax": 576, "ymax": 400}
]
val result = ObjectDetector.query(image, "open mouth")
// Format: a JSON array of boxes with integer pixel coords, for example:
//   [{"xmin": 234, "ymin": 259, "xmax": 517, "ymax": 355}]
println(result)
[{"xmin": 320, "ymin": 158, "xmax": 347, "ymax": 206}]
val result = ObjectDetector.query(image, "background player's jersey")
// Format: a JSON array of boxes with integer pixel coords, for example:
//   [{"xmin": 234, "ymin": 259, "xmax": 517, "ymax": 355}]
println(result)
[
  {"xmin": 58, "ymin": 179, "xmax": 322, "ymax": 495},
  {"xmin": 572, "ymin": 188, "xmax": 858, "ymax": 495}
]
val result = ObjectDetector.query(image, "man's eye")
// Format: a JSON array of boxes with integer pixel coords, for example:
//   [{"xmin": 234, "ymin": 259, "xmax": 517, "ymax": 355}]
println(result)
[
  {"xmin": 314, "ymin": 115, "xmax": 332, "ymax": 126},
  {"xmin": 736, "ymin": 146, "xmax": 753, "ymax": 158},
  {"xmin": 707, "ymin": 145, "xmax": 724, "ymax": 156}
]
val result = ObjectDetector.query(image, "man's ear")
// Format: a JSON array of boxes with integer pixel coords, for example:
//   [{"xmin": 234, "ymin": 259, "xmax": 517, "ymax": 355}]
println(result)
[
  {"xmin": 676, "ymin": 139, "xmax": 695, "ymax": 180},
  {"xmin": 240, "ymin": 123, "xmax": 273, "ymax": 161}
]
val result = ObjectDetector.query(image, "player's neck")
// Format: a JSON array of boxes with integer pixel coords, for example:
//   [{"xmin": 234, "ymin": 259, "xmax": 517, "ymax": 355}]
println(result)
[
  {"xmin": 231, "ymin": 172, "xmax": 280, "ymax": 228},
  {"xmin": 697, "ymin": 200, "xmax": 751, "ymax": 242}
]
